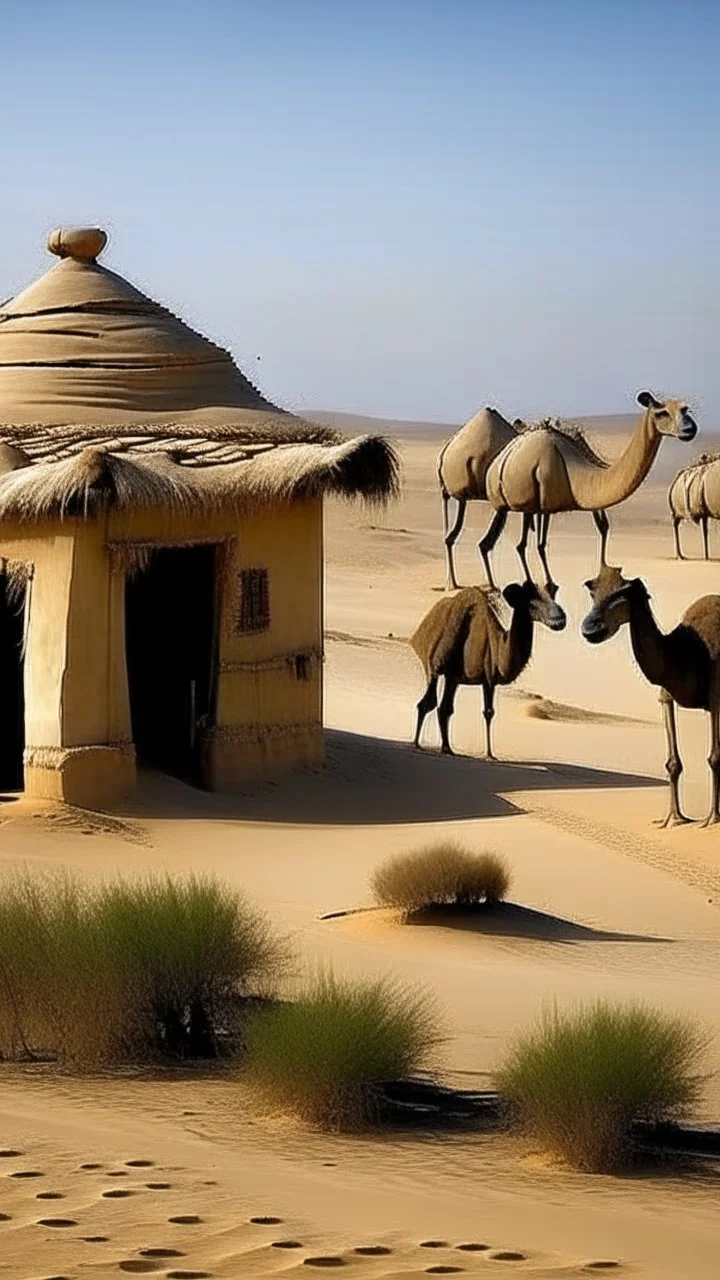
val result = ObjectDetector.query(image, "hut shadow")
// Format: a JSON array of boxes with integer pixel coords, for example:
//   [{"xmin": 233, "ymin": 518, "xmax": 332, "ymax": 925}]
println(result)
[
  {"xmin": 122, "ymin": 729, "xmax": 660, "ymax": 826},
  {"xmin": 406, "ymin": 902, "xmax": 672, "ymax": 945}
]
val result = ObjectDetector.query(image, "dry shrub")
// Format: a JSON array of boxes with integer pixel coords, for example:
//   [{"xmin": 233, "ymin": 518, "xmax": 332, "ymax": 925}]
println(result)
[
  {"xmin": 495, "ymin": 1001, "xmax": 708, "ymax": 1172},
  {"xmin": 371, "ymin": 841, "xmax": 511, "ymax": 916},
  {"xmin": 0, "ymin": 870, "xmax": 288, "ymax": 1066},
  {"xmin": 245, "ymin": 971, "xmax": 441, "ymax": 1130}
]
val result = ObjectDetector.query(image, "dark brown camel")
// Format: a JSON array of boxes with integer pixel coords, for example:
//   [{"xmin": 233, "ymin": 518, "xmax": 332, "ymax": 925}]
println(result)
[
  {"xmin": 582, "ymin": 563, "xmax": 720, "ymax": 828},
  {"xmin": 411, "ymin": 580, "xmax": 566, "ymax": 759}
]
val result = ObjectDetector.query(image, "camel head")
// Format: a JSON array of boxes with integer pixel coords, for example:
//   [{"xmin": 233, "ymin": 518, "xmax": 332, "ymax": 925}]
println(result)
[
  {"xmin": 581, "ymin": 564, "xmax": 649, "ymax": 644},
  {"xmin": 502, "ymin": 580, "xmax": 566, "ymax": 631},
  {"xmin": 637, "ymin": 391, "xmax": 697, "ymax": 442}
]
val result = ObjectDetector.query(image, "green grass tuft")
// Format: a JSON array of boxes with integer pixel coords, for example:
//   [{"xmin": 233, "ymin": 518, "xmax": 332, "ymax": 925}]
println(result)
[
  {"xmin": 495, "ymin": 1000, "xmax": 708, "ymax": 1172},
  {"xmin": 245, "ymin": 971, "xmax": 441, "ymax": 1130},
  {"xmin": 371, "ymin": 842, "xmax": 511, "ymax": 916},
  {"xmin": 0, "ymin": 870, "xmax": 288, "ymax": 1066}
]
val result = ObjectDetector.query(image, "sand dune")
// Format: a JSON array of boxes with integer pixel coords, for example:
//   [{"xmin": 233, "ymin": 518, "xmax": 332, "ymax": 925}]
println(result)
[{"xmin": 2, "ymin": 427, "xmax": 720, "ymax": 1278}]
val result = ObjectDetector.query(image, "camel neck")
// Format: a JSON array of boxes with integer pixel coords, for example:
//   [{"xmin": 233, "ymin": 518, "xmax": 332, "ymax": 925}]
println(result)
[
  {"xmin": 627, "ymin": 592, "xmax": 670, "ymax": 689},
  {"xmin": 573, "ymin": 410, "xmax": 660, "ymax": 511},
  {"xmin": 498, "ymin": 605, "xmax": 533, "ymax": 684}
]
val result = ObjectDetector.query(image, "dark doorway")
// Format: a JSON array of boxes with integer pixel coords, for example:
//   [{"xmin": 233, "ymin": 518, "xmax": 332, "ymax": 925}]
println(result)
[
  {"xmin": 125, "ymin": 545, "xmax": 218, "ymax": 785},
  {"xmin": 0, "ymin": 577, "xmax": 26, "ymax": 793}
]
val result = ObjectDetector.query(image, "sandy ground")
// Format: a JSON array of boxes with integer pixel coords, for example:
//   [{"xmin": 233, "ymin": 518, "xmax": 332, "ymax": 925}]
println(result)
[{"xmin": 2, "ymin": 424, "xmax": 720, "ymax": 1279}]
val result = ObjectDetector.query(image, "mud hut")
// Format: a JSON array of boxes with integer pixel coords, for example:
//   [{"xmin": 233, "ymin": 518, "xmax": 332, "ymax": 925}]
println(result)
[{"xmin": 0, "ymin": 227, "xmax": 398, "ymax": 807}]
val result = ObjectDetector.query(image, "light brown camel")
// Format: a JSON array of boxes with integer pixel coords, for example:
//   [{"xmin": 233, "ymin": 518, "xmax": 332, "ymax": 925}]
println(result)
[
  {"xmin": 582, "ymin": 563, "xmax": 720, "ymax": 828},
  {"xmin": 411, "ymin": 580, "xmax": 566, "ymax": 758},
  {"xmin": 669, "ymin": 453, "xmax": 720, "ymax": 560},
  {"xmin": 436, "ymin": 407, "xmax": 519, "ymax": 589},
  {"xmin": 481, "ymin": 392, "xmax": 697, "ymax": 588}
]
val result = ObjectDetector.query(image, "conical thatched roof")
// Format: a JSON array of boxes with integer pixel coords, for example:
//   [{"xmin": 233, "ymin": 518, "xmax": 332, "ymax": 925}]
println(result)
[{"xmin": 0, "ymin": 227, "xmax": 399, "ymax": 521}]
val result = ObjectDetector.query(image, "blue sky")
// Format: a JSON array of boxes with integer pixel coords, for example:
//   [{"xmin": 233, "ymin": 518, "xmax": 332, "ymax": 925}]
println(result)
[{"xmin": 1, "ymin": 0, "xmax": 717, "ymax": 423}]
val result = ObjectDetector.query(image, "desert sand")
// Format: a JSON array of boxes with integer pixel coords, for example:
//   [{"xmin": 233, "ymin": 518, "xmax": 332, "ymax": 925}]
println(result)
[{"xmin": 1, "ymin": 420, "xmax": 720, "ymax": 1279}]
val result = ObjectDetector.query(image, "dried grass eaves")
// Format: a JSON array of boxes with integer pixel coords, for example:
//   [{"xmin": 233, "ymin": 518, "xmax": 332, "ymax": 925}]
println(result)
[{"xmin": 0, "ymin": 434, "xmax": 400, "ymax": 524}]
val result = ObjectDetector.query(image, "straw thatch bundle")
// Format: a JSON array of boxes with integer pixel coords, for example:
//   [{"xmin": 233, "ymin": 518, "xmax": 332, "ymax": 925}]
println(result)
[{"xmin": 0, "ymin": 434, "xmax": 400, "ymax": 523}]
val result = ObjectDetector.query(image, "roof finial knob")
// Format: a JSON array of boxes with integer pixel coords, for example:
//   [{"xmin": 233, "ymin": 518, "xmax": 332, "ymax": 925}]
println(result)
[{"xmin": 47, "ymin": 227, "xmax": 108, "ymax": 262}]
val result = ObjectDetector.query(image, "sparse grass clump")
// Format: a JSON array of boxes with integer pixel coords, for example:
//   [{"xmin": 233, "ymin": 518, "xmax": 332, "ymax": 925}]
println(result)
[
  {"xmin": 371, "ymin": 841, "xmax": 511, "ymax": 917},
  {"xmin": 0, "ymin": 870, "xmax": 288, "ymax": 1067},
  {"xmin": 495, "ymin": 1001, "xmax": 708, "ymax": 1172},
  {"xmin": 245, "ymin": 972, "xmax": 441, "ymax": 1130}
]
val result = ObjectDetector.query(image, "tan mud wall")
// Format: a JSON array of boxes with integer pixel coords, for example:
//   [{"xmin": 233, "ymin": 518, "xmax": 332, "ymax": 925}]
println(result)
[{"xmin": 1, "ymin": 499, "xmax": 324, "ymax": 803}]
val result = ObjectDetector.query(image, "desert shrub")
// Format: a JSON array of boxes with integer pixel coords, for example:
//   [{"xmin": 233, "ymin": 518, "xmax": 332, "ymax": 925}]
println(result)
[
  {"xmin": 371, "ymin": 841, "xmax": 511, "ymax": 916},
  {"xmin": 495, "ymin": 1001, "xmax": 708, "ymax": 1172},
  {"xmin": 0, "ymin": 870, "xmax": 288, "ymax": 1066},
  {"xmin": 245, "ymin": 971, "xmax": 441, "ymax": 1130}
]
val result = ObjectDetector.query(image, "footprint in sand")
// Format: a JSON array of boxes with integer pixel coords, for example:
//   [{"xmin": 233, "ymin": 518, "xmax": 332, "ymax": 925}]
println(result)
[
  {"xmin": 490, "ymin": 1252, "xmax": 526, "ymax": 1262},
  {"xmin": 119, "ymin": 1264, "xmax": 163, "ymax": 1275},
  {"xmin": 103, "ymin": 1189, "xmax": 136, "ymax": 1198},
  {"xmin": 584, "ymin": 1266, "xmax": 620, "ymax": 1272},
  {"xmin": 36, "ymin": 1218, "xmax": 78, "ymax": 1228},
  {"xmin": 0, "ymin": 1149, "xmax": 22, "ymax": 1158},
  {"xmin": 456, "ymin": 1244, "xmax": 489, "ymax": 1252},
  {"xmin": 37, "ymin": 1192, "xmax": 65, "ymax": 1200},
  {"xmin": 146, "ymin": 1182, "xmax": 171, "ymax": 1190},
  {"xmin": 425, "ymin": 1269, "xmax": 464, "ymax": 1276},
  {"xmin": 168, "ymin": 1215, "xmax": 203, "ymax": 1225},
  {"xmin": 303, "ymin": 1261, "xmax": 346, "ymax": 1270},
  {"xmin": 272, "ymin": 1241, "xmax": 304, "ymax": 1249},
  {"xmin": 420, "ymin": 1241, "xmax": 449, "ymax": 1249},
  {"xmin": 80, "ymin": 1162, "xmax": 104, "ymax": 1170},
  {"xmin": 166, "ymin": 1271, "xmax": 212, "ymax": 1279},
  {"xmin": 140, "ymin": 1249, "xmax": 185, "ymax": 1258},
  {"xmin": 108, "ymin": 1170, "xmax": 129, "ymax": 1177},
  {"xmin": 0, "ymin": 1214, "xmax": 11, "ymax": 1222},
  {"xmin": 250, "ymin": 1216, "xmax": 283, "ymax": 1225},
  {"xmin": 354, "ymin": 1246, "xmax": 392, "ymax": 1256},
  {"xmin": 10, "ymin": 1169, "xmax": 44, "ymax": 1178},
  {"xmin": 126, "ymin": 1159, "xmax": 154, "ymax": 1167},
  {"xmin": 82, "ymin": 1235, "xmax": 110, "ymax": 1242}
]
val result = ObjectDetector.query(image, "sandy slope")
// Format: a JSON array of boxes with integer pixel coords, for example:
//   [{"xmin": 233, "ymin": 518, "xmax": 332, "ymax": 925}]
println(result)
[{"xmin": 2, "ymin": 426, "xmax": 720, "ymax": 1279}]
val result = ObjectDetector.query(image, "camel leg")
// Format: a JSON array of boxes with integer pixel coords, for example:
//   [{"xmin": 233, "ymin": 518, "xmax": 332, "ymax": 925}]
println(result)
[
  {"xmin": 672, "ymin": 516, "xmax": 684, "ymax": 560},
  {"xmin": 437, "ymin": 677, "xmax": 458, "ymax": 756},
  {"xmin": 443, "ymin": 498, "xmax": 467, "ymax": 591},
  {"xmin": 700, "ymin": 701, "xmax": 720, "ymax": 828},
  {"xmin": 515, "ymin": 513, "xmax": 534, "ymax": 582},
  {"xmin": 655, "ymin": 689, "xmax": 691, "ymax": 828},
  {"xmin": 477, "ymin": 508, "xmax": 507, "ymax": 590},
  {"xmin": 414, "ymin": 676, "xmax": 439, "ymax": 749},
  {"xmin": 592, "ymin": 508, "xmax": 610, "ymax": 568},
  {"xmin": 702, "ymin": 516, "xmax": 710, "ymax": 561},
  {"xmin": 537, "ymin": 513, "xmax": 555, "ymax": 589},
  {"xmin": 481, "ymin": 681, "xmax": 496, "ymax": 760}
]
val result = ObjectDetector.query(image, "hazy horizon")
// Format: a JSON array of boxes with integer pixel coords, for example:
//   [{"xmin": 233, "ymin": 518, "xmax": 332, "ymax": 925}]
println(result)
[{"xmin": 2, "ymin": 0, "xmax": 717, "ymax": 425}]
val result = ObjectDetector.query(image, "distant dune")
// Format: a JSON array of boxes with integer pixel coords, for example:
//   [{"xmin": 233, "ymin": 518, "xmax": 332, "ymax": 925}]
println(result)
[{"xmin": 313, "ymin": 407, "xmax": 640, "ymax": 440}]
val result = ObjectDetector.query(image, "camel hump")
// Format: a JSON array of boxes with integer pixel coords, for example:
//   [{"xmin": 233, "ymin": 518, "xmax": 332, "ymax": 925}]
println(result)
[
  {"xmin": 700, "ymin": 458, "xmax": 720, "ymax": 516},
  {"xmin": 682, "ymin": 595, "xmax": 720, "ymax": 657},
  {"xmin": 519, "ymin": 419, "xmax": 609, "ymax": 468},
  {"xmin": 438, "ymin": 407, "xmax": 517, "ymax": 498},
  {"xmin": 410, "ymin": 587, "xmax": 490, "ymax": 673},
  {"xmin": 486, "ymin": 429, "xmax": 573, "ymax": 511}
]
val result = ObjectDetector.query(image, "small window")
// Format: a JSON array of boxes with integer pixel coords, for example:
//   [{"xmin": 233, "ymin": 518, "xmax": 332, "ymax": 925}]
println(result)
[
  {"xmin": 237, "ymin": 568, "xmax": 270, "ymax": 634},
  {"xmin": 295, "ymin": 654, "xmax": 310, "ymax": 681}
]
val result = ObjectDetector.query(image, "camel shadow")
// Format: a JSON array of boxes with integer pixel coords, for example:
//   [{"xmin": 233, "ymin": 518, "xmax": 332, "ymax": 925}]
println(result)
[
  {"xmin": 121, "ymin": 728, "xmax": 660, "ymax": 825},
  {"xmin": 406, "ymin": 901, "xmax": 672, "ymax": 945}
]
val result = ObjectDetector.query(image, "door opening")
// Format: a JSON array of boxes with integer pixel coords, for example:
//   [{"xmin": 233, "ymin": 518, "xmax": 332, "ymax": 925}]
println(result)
[
  {"xmin": 125, "ymin": 545, "xmax": 218, "ymax": 785},
  {"xmin": 0, "ymin": 576, "xmax": 26, "ymax": 793}
]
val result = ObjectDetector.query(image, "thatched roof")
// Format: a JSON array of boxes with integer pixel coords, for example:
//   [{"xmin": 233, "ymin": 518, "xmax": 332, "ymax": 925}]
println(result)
[{"xmin": 0, "ymin": 227, "xmax": 399, "ymax": 522}]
